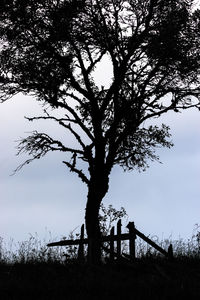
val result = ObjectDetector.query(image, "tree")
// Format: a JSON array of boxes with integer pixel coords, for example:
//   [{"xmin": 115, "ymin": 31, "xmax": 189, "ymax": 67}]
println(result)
[{"xmin": 0, "ymin": 0, "xmax": 199, "ymax": 264}]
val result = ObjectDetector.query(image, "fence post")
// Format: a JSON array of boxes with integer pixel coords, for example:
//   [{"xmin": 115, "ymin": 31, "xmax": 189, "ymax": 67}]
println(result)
[
  {"xmin": 117, "ymin": 219, "xmax": 122, "ymax": 258},
  {"xmin": 78, "ymin": 224, "xmax": 84, "ymax": 263},
  {"xmin": 127, "ymin": 222, "xmax": 136, "ymax": 262},
  {"xmin": 110, "ymin": 226, "xmax": 115, "ymax": 262},
  {"xmin": 168, "ymin": 244, "xmax": 173, "ymax": 260}
]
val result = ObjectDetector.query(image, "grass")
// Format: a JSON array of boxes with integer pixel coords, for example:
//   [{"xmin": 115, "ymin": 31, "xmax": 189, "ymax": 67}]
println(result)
[{"xmin": 1, "ymin": 229, "xmax": 200, "ymax": 299}]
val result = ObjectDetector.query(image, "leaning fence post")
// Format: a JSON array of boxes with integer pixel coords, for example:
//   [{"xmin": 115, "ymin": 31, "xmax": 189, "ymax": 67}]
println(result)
[
  {"xmin": 127, "ymin": 222, "xmax": 136, "ymax": 262},
  {"xmin": 110, "ymin": 226, "xmax": 115, "ymax": 262},
  {"xmin": 78, "ymin": 224, "xmax": 84, "ymax": 263},
  {"xmin": 117, "ymin": 219, "xmax": 122, "ymax": 258}
]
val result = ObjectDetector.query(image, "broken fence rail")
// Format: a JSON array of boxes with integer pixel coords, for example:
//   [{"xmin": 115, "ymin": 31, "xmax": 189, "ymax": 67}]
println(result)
[{"xmin": 47, "ymin": 221, "xmax": 173, "ymax": 261}]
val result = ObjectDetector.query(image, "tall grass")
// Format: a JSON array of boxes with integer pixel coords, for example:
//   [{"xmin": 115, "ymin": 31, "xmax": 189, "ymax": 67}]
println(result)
[
  {"xmin": 0, "ymin": 233, "xmax": 65, "ymax": 265},
  {"xmin": 1, "ymin": 224, "xmax": 200, "ymax": 265},
  {"xmin": 140, "ymin": 226, "xmax": 200, "ymax": 261}
]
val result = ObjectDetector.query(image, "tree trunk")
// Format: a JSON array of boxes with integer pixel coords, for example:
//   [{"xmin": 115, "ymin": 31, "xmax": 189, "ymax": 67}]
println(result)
[{"xmin": 85, "ymin": 176, "xmax": 109, "ymax": 265}]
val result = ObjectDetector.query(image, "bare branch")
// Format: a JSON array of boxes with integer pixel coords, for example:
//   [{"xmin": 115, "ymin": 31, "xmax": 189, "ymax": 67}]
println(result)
[
  {"xmin": 62, "ymin": 160, "xmax": 89, "ymax": 185},
  {"xmin": 25, "ymin": 114, "xmax": 86, "ymax": 149},
  {"xmin": 50, "ymin": 100, "xmax": 95, "ymax": 142},
  {"xmin": 86, "ymin": 49, "xmax": 107, "ymax": 74}
]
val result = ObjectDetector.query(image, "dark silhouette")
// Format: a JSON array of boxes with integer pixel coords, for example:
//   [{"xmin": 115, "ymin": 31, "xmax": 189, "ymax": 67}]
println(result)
[
  {"xmin": 0, "ymin": 0, "xmax": 199, "ymax": 264},
  {"xmin": 47, "ymin": 220, "xmax": 174, "ymax": 262}
]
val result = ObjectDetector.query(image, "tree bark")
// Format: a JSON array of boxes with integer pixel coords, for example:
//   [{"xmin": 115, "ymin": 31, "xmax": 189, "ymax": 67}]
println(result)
[{"xmin": 85, "ymin": 174, "xmax": 109, "ymax": 264}]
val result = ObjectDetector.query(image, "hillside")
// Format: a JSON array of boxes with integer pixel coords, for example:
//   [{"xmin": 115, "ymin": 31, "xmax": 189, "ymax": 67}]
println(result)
[{"xmin": 1, "ymin": 258, "xmax": 200, "ymax": 299}]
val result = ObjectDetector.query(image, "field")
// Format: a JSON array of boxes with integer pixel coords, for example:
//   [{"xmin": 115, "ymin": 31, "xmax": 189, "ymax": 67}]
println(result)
[
  {"xmin": 1, "ymin": 258, "xmax": 200, "ymax": 299},
  {"xmin": 1, "ymin": 232, "xmax": 200, "ymax": 299}
]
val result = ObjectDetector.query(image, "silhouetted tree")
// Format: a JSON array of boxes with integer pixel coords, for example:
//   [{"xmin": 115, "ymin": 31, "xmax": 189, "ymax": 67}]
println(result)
[{"xmin": 0, "ymin": 0, "xmax": 199, "ymax": 264}]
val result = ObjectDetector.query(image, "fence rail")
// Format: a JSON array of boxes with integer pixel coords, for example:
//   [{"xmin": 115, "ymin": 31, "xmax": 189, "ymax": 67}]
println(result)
[{"xmin": 47, "ymin": 220, "xmax": 173, "ymax": 262}]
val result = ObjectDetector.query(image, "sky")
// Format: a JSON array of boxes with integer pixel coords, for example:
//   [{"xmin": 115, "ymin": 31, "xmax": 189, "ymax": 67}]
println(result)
[{"xmin": 0, "ymin": 90, "xmax": 200, "ymax": 249}]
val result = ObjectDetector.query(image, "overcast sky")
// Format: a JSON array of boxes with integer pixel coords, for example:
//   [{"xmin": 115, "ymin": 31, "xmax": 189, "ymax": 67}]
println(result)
[{"xmin": 0, "ymin": 89, "xmax": 199, "ymax": 249}]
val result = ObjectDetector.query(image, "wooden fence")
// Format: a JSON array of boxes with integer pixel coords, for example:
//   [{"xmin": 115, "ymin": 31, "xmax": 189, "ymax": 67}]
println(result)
[{"xmin": 47, "ymin": 220, "xmax": 173, "ymax": 262}]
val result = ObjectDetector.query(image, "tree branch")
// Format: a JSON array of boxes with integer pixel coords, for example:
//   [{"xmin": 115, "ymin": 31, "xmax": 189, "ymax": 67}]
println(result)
[
  {"xmin": 86, "ymin": 49, "xmax": 107, "ymax": 74},
  {"xmin": 13, "ymin": 131, "xmax": 84, "ymax": 173},
  {"xmin": 62, "ymin": 160, "xmax": 89, "ymax": 185},
  {"xmin": 25, "ymin": 114, "xmax": 86, "ymax": 149},
  {"xmin": 51, "ymin": 100, "xmax": 95, "ymax": 142}
]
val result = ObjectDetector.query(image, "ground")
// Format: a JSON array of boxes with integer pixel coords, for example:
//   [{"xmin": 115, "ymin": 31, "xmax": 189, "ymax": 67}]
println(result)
[{"xmin": 1, "ymin": 258, "xmax": 200, "ymax": 299}]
